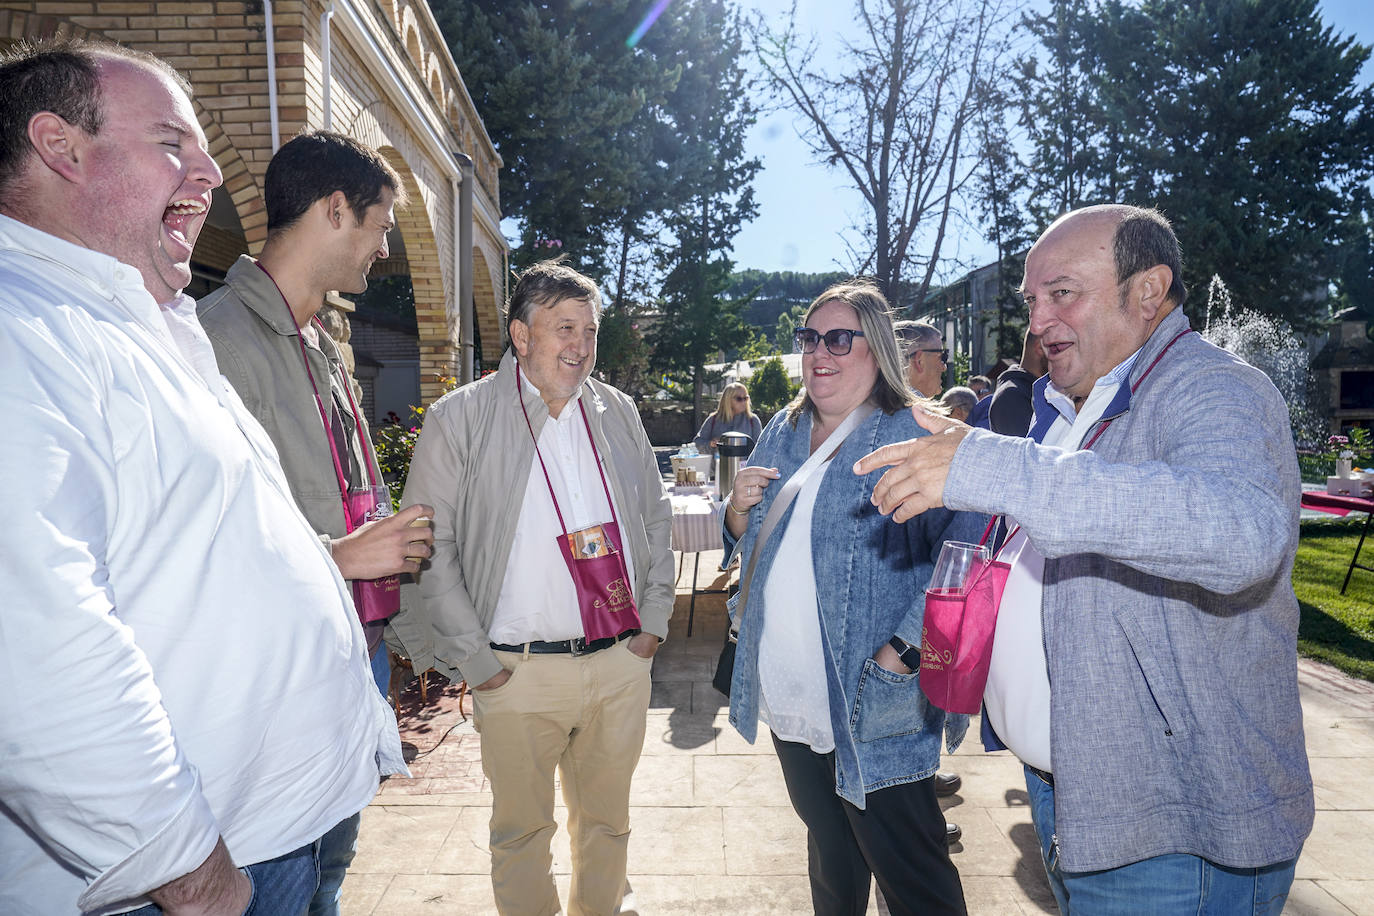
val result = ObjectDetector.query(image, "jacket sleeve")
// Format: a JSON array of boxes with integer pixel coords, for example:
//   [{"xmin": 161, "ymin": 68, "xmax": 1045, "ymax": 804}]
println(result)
[
  {"xmin": 629, "ymin": 408, "xmax": 676, "ymax": 640},
  {"xmin": 401, "ymin": 397, "xmax": 505, "ymax": 688},
  {"xmin": 694, "ymin": 416, "xmax": 716, "ymax": 453},
  {"xmin": 944, "ymin": 360, "xmax": 1295, "ymax": 594},
  {"xmin": 0, "ymin": 321, "xmax": 220, "ymax": 909}
]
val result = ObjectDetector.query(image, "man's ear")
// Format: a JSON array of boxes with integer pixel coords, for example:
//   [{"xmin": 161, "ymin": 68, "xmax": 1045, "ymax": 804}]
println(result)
[
  {"xmin": 324, "ymin": 190, "xmax": 351, "ymax": 229},
  {"xmin": 27, "ymin": 112, "xmax": 83, "ymax": 183},
  {"xmin": 509, "ymin": 318, "xmax": 529, "ymax": 358},
  {"xmin": 1133, "ymin": 264, "xmax": 1173, "ymax": 321}
]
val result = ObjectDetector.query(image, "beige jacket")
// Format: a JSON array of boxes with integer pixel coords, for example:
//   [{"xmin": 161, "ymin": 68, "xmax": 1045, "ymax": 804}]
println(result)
[{"xmin": 401, "ymin": 349, "xmax": 674, "ymax": 687}]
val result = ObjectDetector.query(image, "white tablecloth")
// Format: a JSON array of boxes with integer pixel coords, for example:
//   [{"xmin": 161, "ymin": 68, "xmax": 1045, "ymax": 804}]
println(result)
[{"xmin": 670, "ymin": 491, "xmax": 724, "ymax": 553}]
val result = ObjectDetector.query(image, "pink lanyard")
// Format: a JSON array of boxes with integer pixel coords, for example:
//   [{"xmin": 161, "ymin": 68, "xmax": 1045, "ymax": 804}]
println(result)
[
  {"xmin": 514, "ymin": 363, "xmax": 624, "ymax": 538},
  {"xmin": 994, "ymin": 327, "xmax": 1193, "ymax": 550},
  {"xmin": 292, "ymin": 315, "xmax": 379, "ymax": 532}
]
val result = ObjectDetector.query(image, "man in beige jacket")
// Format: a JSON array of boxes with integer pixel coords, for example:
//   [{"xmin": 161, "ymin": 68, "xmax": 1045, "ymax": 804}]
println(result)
[{"xmin": 403, "ymin": 259, "xmax": 674, "ymax": 915}]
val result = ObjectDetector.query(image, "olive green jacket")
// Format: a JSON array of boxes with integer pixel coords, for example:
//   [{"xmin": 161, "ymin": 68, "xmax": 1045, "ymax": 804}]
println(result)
[{"xmin": 197, "ymin": 256, "xmax": 381, "ymax": 540}]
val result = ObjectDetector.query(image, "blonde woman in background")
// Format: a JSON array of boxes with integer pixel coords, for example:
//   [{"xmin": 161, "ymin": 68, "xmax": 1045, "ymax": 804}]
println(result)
[{"xmin": 695, "ymin": 381, "xmax": 763, "ymax": 454}]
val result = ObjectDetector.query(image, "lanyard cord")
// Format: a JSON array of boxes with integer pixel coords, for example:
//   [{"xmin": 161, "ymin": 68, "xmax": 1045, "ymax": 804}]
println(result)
[
  {"xmin": 514, "ymin": 362, "xmax": 624, "ymax": 538},
  {"xmin": 1081, "ymin": 328, "xmax": 1194, "ymax": 451}
]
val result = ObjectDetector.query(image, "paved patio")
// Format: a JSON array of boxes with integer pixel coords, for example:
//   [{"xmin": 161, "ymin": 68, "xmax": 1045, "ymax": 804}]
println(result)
[{"xmin": 344, "ymin": 547, "xmax": 1374, "ymax": 914}]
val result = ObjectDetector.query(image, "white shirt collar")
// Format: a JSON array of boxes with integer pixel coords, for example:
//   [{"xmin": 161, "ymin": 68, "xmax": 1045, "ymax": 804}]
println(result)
[{"xmin": 1043, "ymin": 349, "xmax": 1141, "ymax": 425}]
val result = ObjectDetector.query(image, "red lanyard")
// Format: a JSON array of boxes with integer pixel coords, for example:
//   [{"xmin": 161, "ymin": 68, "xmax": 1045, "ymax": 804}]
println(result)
[
  {"xmin": 514, "ymin": 362, "xmax": 624, "ymax": 538},
  {"xmin": 1081, "ymin": 328, "xmax": 1194, "ymax": 451}
]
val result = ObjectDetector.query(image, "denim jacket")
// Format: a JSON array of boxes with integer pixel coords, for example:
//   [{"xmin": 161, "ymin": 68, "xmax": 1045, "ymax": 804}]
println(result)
[{"xmin": 723, "ymin": 405, "xmax": 983, "ymax": 808}]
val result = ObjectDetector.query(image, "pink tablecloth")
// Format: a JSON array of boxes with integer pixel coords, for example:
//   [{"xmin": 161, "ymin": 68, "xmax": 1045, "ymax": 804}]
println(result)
[{"xmin": 1301, "ymin": 491, "xmax": 1374, "ymax": 517}]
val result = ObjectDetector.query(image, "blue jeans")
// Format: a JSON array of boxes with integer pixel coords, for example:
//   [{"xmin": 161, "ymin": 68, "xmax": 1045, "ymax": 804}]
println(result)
[
  {"xmin": 370, "ymin": 643, "xmax": 390, "ymax": 697},
  {"xmin": 309, "ymin": 813, "xmax": 361, "ymax": 916},
  {"xmin": 1023, "ymin": 765, "xmax": 1298, "ymax": 915},
  {"xmin": 123, "ymin": 840, "xmax": 318, "ymax": 915}
]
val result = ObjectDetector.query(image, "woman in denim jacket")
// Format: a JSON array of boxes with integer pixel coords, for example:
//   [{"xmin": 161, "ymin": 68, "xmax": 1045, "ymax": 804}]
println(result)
[{"xmin": 722, "ymin": 280, "xmax": 981, "ymax": 916}]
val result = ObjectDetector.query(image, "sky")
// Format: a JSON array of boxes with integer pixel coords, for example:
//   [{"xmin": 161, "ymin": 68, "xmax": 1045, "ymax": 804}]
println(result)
[{"xmin": 730, "ymin": 0, "xmax": 1374, "ymax": 279}]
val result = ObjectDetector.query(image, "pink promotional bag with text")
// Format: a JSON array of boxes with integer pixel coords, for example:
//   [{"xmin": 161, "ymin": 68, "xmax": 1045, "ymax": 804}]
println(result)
[{"xmin": 919, "ymin": 518, "xmax": 1012, "ymax": 715}]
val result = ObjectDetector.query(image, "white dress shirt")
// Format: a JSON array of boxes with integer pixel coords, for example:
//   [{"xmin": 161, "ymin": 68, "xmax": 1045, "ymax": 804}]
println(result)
[
  {"xmin": 0, "ymin": 215, "xmax": 406, "ymax": 914},
  {"xmin": 983, "ymin": 352, "xmax": 1139, "ymax": 772},
  {"xmin": 490, "ymin": 371, "xmax": 637, "ymax": 644}
]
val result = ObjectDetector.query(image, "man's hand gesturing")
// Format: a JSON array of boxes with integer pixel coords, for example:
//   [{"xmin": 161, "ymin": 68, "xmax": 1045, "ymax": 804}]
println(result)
[{"xmin": 853, "ymin": 408, "xmax": 972, "ymax": 523}]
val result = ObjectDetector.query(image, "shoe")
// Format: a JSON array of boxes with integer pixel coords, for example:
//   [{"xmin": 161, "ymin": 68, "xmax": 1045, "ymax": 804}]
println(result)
[
  {"xmin": 945, "ymin": 821, "xmax": 962, "ymax": 845},
  {"xmin": 934, "ymin": 771, "xmax": 962, "ymax": 797}
]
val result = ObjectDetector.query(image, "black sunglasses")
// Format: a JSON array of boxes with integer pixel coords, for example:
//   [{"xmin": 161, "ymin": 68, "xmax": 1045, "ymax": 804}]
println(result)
[
  {"xmin": 794, "ymin": 327, "xmax": 866, "ymax": 356},
  {"xmin": 910, "ymin": 347, "xmax": 949, "ymax": 364}
]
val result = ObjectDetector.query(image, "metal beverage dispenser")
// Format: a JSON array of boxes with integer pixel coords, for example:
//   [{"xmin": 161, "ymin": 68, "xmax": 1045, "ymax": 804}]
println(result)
[{"xmin": 716, "ymin": 431, "xmax": 754, "ymax": 503}]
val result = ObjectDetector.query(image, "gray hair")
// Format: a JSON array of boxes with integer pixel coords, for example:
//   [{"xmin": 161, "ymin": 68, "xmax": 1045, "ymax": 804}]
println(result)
[
  {"xmin": 893, "ymin": 319, "xmax": 942, "ymax": 357},
  {"xmin": 505, "ymin": 256, "xmax": 602, "ymax": 335},
  {"xmin": 786, "ymin": 279, "xmax": 917, "ymax": 423},
  {"xmin": 940, "ymin": 386, "xmax": 978, "ymax": 420},
  {"xmin": 1113, "ymin": 206, "xmax": 1187, "ymax": 308}
]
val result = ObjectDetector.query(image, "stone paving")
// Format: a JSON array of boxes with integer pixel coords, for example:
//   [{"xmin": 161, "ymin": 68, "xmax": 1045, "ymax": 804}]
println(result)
[{"xmin": 345, "ymin": 547, "xmax": 1374, "ymax": 914}]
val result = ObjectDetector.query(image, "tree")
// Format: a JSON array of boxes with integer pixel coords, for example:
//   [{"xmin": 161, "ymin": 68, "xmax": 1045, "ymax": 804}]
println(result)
[
  {"xmin": 647, "ymin": 0, "xmax": 762, "ymax": 426},
  {"xmin": 754, "ymin": 0, "xmax": 1017, "ymax": 310},
  {"xmin": 748, "ymin": 356, "xmax": 797, "ymax": 416},
  {"xmin": 594, "ymin": 303, "xmax": 650, "ymax": 396},
  {"xmin": 430, "ymin": 0, "xmax": 684, "ymax": 279},
  {"xmin": 1016, "ymin": 0, "xmax": 1374, "ymax": 327},
  {"xmin": 1333, "ymin": 189, "xmax": 1374, "ymax": 321},
  {"xmin": 774, "ymin": 303, "xmax": 806, "ymax": 354},
  {"xmin": 969, "ymin": 72, "xmax": 1034, "ymax": 361}
]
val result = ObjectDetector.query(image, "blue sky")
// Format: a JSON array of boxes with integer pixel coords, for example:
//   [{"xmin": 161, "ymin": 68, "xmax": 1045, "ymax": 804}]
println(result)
[{"xmin": 731, "ymin": 0, "xmax": 1374, "ymax": 278}]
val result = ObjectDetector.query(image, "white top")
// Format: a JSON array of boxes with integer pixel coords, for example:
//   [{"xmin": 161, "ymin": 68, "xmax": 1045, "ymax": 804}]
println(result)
[
  {"xmin": 983, "ymin": 353, "xmax": 1139, "ymax": 773},
  {"xmin": 490, "ymin": 371, "xmax": 637, "ymax": 644},
  {"xmin": 757, "ymin": 460, "xmax": 835, "ymax": 753},
  {"xmin": 0, "ymin": 215, "xmax": 406, "ymax": 914}
]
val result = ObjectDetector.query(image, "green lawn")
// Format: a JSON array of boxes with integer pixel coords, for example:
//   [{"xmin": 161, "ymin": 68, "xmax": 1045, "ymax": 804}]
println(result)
[{"xmin": 1294, "ymin": 520, "xmax": 1374, "ymax": 682}]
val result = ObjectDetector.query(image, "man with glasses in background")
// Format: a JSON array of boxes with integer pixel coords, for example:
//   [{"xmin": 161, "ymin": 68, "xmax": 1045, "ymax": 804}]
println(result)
[{"xmin": 895, "ymin": 319, "xmax": 948, "ymax": 399}]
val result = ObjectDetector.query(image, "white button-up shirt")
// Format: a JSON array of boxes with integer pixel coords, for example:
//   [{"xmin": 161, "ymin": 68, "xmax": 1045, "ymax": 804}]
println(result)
[
  {"xmin": 489, "ymin": 373, "xmax": 637, "ymax": 644},
  {"xmin": 984, "ymin": 351, "xmax": 1140, "ymax": 773},
  {"xmin": 0, "ymin": 215, "xmax": 406, "ymax": 914}
]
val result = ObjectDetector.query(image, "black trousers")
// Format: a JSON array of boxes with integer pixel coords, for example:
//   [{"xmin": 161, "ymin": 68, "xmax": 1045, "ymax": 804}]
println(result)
[{"xmin": 772, "ymin": 734, "xmax": 967, "ymax": 916}]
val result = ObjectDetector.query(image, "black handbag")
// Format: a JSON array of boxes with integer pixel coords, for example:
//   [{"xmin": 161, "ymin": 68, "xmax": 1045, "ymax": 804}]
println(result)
[
  {"xmin": 710, "ymin": 406, "xmax": 874, "ymax": 698},
  {"xmin": 712, "ymin": 630, "xmax": 736, "ymax": 697}
]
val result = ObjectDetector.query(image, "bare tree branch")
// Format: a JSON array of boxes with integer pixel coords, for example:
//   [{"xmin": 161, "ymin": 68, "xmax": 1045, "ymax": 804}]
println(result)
[{"xmin": 752, "ymin": 0, "xmax": 1017, "ymax": 309}]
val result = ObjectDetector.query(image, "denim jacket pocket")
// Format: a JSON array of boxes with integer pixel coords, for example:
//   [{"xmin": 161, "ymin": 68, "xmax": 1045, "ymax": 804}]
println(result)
[{"xmin": 850, "ymin": 657, "xmax": 932, "ymax": 743}]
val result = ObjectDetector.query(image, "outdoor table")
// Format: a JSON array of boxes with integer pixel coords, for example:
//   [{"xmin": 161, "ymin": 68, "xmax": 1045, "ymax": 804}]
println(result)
[
  {"xmin": 669, "ymin": 487, "xmax": 728, "ymax": 635},
  {"xmin": 1300, "ymin": 490, "xmax": 1374, "ymax": 594}
]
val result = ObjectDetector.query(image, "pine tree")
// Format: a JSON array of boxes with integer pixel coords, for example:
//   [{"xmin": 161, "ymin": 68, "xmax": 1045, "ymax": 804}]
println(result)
[
  {"xmin": 1015, "ymin": 0, "xmax": 1374, "ymax": 327},
  {"xmin": 647, "ymin": 0, "xmax": 762, "ymax": 426}
]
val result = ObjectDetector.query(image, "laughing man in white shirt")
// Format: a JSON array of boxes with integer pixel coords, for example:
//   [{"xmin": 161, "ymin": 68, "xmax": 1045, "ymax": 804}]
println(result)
[{"xmin": 0, "ymin": 38, "xmax": 405, "ymax": 915}]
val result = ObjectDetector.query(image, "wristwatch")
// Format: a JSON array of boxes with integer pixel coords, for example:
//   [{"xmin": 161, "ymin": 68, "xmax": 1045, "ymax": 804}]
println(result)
[{"xmin": 888, "ymin": 635, "xmax": 922, "ymax": 671}]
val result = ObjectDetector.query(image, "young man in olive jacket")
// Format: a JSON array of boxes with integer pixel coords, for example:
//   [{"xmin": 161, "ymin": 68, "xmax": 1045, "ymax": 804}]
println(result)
[{"xmin": 197, "ymin": 130, "xmax": 434, "ymax": 916}]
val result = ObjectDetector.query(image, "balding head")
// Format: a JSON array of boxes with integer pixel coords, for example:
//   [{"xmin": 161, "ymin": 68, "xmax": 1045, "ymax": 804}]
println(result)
[{"xmin": 1021, "ymin": 205, "xmax": 1184, "ymax": 405}]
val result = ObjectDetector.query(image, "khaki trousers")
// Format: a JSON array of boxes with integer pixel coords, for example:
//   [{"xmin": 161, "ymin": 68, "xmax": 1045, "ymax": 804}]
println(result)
[{"xmin": 474, "ymin": 640, "xmax": 653, "ymax": 916}]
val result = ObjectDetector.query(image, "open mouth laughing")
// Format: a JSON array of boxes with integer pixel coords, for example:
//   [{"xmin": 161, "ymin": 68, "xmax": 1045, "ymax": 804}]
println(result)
[{"xmin": 162, "ymin": 196, "xmax": 208, "ymax": 258}]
